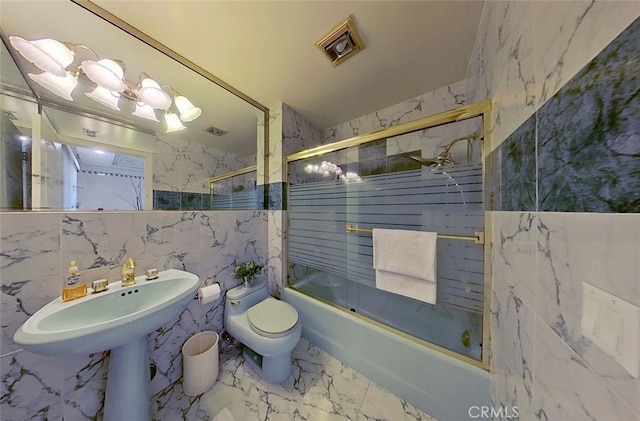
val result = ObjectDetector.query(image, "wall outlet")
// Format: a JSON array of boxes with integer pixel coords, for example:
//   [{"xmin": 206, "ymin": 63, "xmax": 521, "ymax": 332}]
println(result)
[{"xmin": 581, "ymin": 282, "xmax": 640, "ymax": 378}]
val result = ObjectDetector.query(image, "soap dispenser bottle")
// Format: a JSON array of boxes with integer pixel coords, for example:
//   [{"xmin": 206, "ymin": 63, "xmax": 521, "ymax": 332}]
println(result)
[{"xmin": 62, "ymin": 260, "xmax": 87, "ymax": 302}]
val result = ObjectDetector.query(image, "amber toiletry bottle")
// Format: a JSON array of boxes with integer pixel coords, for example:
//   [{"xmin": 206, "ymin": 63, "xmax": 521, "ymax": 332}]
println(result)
[{"xmin": 62, "ymin": 260, "xmax": 87, "ymax": 301}]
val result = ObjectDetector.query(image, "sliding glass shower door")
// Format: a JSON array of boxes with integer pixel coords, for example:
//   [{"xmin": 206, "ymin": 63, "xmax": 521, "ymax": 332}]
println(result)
[{"xmin": 287, "ymin": 111, "xmax": 487, "ymax": 364}]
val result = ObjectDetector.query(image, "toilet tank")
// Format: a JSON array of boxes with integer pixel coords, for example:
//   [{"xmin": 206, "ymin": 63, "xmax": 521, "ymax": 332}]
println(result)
[{"xmin": 225, "ymin": 281, "xmax": 269, "ymax": 313}]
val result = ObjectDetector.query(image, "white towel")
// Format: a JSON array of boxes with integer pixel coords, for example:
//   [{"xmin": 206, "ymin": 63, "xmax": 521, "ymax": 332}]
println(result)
[{"xmin": 372, "ymin": 228, "xmax": 437, "ymax": 304}]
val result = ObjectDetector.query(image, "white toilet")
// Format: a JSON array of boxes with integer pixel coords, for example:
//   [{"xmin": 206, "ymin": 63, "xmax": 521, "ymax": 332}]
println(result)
[{"xmin": 224, "ymin": 280, "xmax": 301, "ymax": 383}]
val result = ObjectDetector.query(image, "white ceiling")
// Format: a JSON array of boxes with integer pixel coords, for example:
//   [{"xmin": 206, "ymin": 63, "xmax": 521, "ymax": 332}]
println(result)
[
  {"xmin": 92, "ymin": 0, "xmax": 485, "ymax": 130},
  {"xmin": 1, "ymin": 0, "xmax": 484, "ymax": 159}
]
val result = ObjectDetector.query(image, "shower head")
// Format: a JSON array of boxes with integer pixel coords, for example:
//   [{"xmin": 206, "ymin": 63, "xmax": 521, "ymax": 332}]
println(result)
[
  {"xmin": 409, "ymin": 132, "xmax": 480, "ymax": 168},
  {"xmin": 409, "ymin": 155, "xmax": 455, "ymax": 168},
  {"xmin": 409, "ymin": 155, "xmax": 440, "ymax": 167}
]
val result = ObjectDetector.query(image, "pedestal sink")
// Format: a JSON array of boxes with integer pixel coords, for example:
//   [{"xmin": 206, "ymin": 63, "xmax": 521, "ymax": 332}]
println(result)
[{"xmin": 13, "ymin": 268, "xmax": 201, "ymax": 421}]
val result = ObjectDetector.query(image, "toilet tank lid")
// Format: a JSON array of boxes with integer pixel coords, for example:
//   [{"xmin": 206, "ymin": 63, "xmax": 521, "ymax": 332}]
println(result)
[{"xmin": 226, "ymin": 280, "xmax": 266, "ymax": 300}]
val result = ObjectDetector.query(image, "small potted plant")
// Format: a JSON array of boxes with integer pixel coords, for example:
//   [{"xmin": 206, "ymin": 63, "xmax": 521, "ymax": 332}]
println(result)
[{"xmin": 234, "ymin": 261, "xmax": 263, "ymax": 288}]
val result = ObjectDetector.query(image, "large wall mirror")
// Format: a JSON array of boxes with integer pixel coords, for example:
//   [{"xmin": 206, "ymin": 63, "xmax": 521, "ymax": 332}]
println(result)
[{"xmin": 0, "ymin": 0, "xmax": 267, "ymax": 211}]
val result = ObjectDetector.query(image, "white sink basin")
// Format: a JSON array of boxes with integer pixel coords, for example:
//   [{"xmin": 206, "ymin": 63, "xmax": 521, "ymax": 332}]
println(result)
[{"xmin": 14, "ymin": 269, "xmax": 201, "ymax": 356}]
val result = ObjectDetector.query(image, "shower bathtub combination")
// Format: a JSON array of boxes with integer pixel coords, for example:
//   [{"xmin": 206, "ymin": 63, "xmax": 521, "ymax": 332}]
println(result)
[{"xmin": 283, "ymin": 102, "xmax": 492, "ymax": 420}]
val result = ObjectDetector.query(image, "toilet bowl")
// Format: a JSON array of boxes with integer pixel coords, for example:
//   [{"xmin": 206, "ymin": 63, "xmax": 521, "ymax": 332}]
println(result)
[{"xmin": 224, "ymin": 280, "xmax": 301, "ymax": 383}]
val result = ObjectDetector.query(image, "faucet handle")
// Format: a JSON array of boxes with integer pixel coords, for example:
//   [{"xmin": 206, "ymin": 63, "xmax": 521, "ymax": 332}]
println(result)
[{"xmin": 91, "ymin": 279, "xmax": 109, "ymax": 293}]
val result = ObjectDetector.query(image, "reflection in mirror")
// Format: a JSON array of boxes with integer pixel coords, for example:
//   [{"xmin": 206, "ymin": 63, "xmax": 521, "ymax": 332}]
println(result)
[
  {"xmin": 0, "ymin": 0, "xmax": 266, "ymax": 211},
  {"xmin": 209, "ymin": 167, "xmax": 258, "ymax": 210}
]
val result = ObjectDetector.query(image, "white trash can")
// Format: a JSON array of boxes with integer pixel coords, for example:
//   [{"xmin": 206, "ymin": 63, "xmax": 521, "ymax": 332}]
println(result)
[{"xmin": 182, "ymin": 331, "xmax": 219, "ymax": 396}]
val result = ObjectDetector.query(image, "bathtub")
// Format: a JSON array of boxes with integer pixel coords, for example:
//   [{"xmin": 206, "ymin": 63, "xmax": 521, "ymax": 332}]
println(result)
[{"xmin": 283, "ymin": 287, "xmax": 490, "ymax": 421}]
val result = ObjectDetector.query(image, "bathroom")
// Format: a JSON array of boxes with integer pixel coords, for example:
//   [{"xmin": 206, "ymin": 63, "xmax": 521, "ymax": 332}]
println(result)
[{"xmin": 1, "ymin": 1, "xmax": 639, "ymax": 420}]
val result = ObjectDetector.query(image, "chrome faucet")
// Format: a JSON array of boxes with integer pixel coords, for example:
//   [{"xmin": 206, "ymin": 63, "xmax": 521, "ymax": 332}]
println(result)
[{"xmin": 121, "ymin": 257, "xmax": 136, "ymax": 286}]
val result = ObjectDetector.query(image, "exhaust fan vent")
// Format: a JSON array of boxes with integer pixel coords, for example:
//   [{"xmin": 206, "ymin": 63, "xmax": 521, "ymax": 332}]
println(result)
[
  {"xmin": 205, "ymin": 126, "xmax": 227, "ymax": 136},
  {"xmin": 83, "ymin": 128, "xmax": 97, "ymax": 138},
  {"xmin": 3, "ymin": 110, "xmax": 18, "ymax": 121},
  {"xmin": 316, "ymin": 15, "xmax": 365, "ymax": 67}
]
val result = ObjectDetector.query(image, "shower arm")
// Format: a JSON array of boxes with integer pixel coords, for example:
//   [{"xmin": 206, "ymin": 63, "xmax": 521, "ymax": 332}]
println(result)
[{"xmin": 438, "ymin": 132, "xmax": 479, "ymax": 162}]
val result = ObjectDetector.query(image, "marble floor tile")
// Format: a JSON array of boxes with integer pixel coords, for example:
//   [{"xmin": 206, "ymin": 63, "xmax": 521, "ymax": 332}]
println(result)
[{"xmin": 196, "ymin": 338, "xmax": 438, "ymax": 421}]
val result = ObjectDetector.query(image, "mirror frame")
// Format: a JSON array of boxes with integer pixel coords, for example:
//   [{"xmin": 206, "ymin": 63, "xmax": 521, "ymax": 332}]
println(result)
[
  {"xmin": 1, "ymin": 0, "xmax": 270, "ymax": 211},
  {"xmin": 73, "ymin": 0, "xmax": 270, "ymax": 210}
]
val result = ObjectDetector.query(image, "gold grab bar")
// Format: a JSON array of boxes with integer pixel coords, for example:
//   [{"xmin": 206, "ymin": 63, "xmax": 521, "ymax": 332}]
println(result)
[{"xmin": 345, "ymin": 224, "xmax": 485, "ymax": 245}]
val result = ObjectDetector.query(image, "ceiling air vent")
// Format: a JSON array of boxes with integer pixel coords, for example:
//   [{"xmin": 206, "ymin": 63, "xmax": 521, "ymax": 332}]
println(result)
[
  {"xmin": 316, "ymin": 15, "xmax": 365, "ymax": 67},
  {"xmin": 83, "ymin": 128, "xmax": 97, "ymax": 138},
  {"xmin": 205, "ymin": 126, "xmax": 227, "ymax": 136},
  {"xmin": 3, "ymin": 110, "xmax": 19, "ymax": 121}
]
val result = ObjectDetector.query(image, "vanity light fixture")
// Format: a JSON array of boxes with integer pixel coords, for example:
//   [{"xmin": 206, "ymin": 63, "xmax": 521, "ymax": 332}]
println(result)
[
  {"xmin": 138, "ymin": 74, "xmax": 172, "ymax": 110},
  {"xmin": 174, "ymin": 94, "xmax": 201, "ymax": 122},
  {"xmin": 316, "ymin": 16, "xmax": 365, "ymax": 67},
  {"xmin": 132, "ymin": 103, "xmax": 160, "ymax": 122},
  {"xmin": 85, "ymin": 86, "xmax": 121, "ymax": 111},
  {"xmin": 9, "ymin": 36, "xmax": 75, "ymax": 77},
  {"xmin": 164, "ymin": 111, "xmax": 186, "ymax": 133},
  {"xmin": 8, "ymin": 35, "xmax": 202, "ymax": 133},
  {"xmin": 28, "ymin": 71, "xmax": 78, "ymax": 101},
  {"xmin": 80, "ymin": 58, "xmax": 126, "ymax": 92}
]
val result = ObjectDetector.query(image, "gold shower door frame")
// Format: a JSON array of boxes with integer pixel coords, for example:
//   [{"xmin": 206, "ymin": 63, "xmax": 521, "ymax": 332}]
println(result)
[{"xmin": 285, "ymin": 100, "xmax": 492, "ymax": 370}]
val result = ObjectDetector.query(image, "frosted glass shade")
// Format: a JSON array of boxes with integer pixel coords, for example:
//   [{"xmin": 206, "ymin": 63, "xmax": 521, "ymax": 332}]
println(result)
[
  {"xmin": 139, "ymin": 77, "xmax": 171, "ymax": 109},
  {"xmin": 86, "ymin": 86, "xmax": 121, "ymax": 111},
  {"xmin": 10, "ymin": 36, "xmax": 74, "ymax": 77},
  {"xmin": 164, "ymin": 112, "xmax": 186, "ymax": 132},
  {"xmin": 132, "ymin": 103, "xmax": 159, "ymax": 122},
  {"xmin": 28, "ymin": 72, "xmax": 77, "ymax": 101},
  {"xmin": 175, "ymin": 95, "xmax": 201, "ymax": 122},
  {"xmin": 81, "ymin": 59, "xmax": 126, "ymax": 92}
]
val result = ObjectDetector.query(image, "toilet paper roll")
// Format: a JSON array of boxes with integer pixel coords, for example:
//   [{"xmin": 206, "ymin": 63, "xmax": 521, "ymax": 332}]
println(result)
[{"xmin": 197, "ymin": 283, "xmax": 221, "ymax": 305}]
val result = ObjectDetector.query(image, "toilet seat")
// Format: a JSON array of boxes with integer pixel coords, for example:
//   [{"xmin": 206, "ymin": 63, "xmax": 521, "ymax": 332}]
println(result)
[{"xmin": 247, "ymin": 298, "xmax": 299, "ymax": 338}]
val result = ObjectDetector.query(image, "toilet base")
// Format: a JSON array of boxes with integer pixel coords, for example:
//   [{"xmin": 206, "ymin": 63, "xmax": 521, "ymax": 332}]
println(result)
[{"xmin": 243, "ymin": 346, "xmax": 292, "ymax": 383}]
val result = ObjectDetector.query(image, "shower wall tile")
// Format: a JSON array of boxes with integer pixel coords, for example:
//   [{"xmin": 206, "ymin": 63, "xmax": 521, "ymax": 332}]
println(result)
[
  {"xmin": 323, "ymin": 80, "xmax": 468, "ymax": 144},
  {"xmin": 266, "ymin": 210, "xmax": 285, "ymax": 298},
  {"xmin": 537, "ymin": 17, "xmax": 640, "ymax": 213},
  {"xmin": 268, "ymin": 103, "xmax": 283, "ymax": 184},
  {"xmin": 282, "ymin": 103, "xmax": 323, "ymax": 157},
  {"xmin": 490, "ymin": 277, "xmax": 535, "ymax": 406},
  {"xmin": 268, "ymin": 104, "xmax": 322, "ymax": 295},
  {"xmin": 530, "ymin": 2, "xmax": 640, "ymax": 109},
  {"xmin": 535, "ymin": 212, "xmax": 640, "ymax": 412},
  {"xmin": 489, "ymin": 302, "xmax": 534, "ymax": 419},
  {"xmin": 472, "ymin": 2, "xmax": 640, "ymax": 420},
  {"xmin": 490, "ymin": 16, "xmax": 640, "ymax": 214},
  {"xmin": 0, "ymin": 209, "xmax": 267, "ymax": 420},
  {"xmin": 492, "ymin": 212, "xmax": 537, "ymax": 307},
  {"xmin": 492, "ymin": 115, "xmax": 537, "ymax": 212},
  {"xmin": 532, "ymin": 321, "xmax": 638, "ymax": 421},
  {"xmin": 479, "ymin": 1, "xmax": 537, "ymax": 153},
  {"xmin": 468, "ymin": 1, "xmax": 640, "ymax": 152}
]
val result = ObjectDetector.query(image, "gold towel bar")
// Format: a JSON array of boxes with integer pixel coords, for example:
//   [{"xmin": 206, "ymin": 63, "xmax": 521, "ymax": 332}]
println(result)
[{"xmin": 345, "ymin": 225, "xmax": 485, "ymax": 245}]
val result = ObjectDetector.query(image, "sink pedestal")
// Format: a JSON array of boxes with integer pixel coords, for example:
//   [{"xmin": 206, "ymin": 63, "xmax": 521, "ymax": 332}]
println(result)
[{"xmin": 104, "ymin": 336, "xmax": 150, "ymax": 421}]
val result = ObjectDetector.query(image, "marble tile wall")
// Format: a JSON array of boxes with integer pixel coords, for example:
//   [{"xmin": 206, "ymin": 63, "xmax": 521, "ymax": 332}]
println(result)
[
  {"xmin": 154, "ymin": 135, "xmax": 254, "ymax": 194},
  {"xmin": 0, "ymin": 209, "xmax": 267, "ymax": 420},
  {"xmin": 470, "ymin": 2, "xmax": 640, "ymax": 420},
  {"xmin": 265, "ymin": 103, "xmax": 324, "ymax": 296}
]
